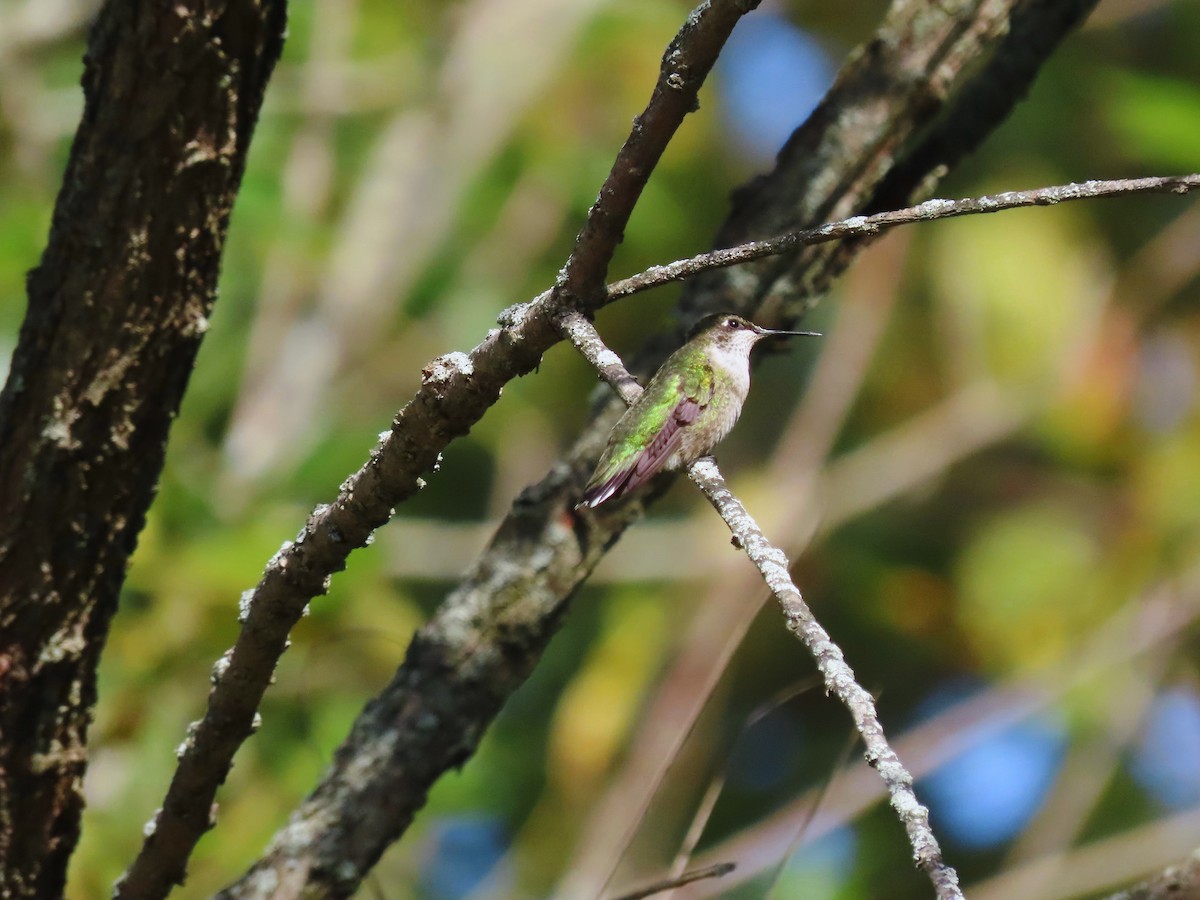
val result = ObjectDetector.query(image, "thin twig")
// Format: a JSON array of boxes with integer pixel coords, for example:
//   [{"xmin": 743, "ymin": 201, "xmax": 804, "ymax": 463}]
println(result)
[
  {"xmin": 610, "ymin": 862, "xmax": 737, "ymax": 900},
  {"xmin": 764, "ymin": 725, "xmax": 860, "ymax": 900},
  {"xmin": 607, "ymin": 175, "xmax": 1200, "ymax": 303},
  {"xmin": 689, "ymin": 465, "xmax": 962, "ymax": 899},
  {"xmin": 669, "ymin": 680, "xmax": 820, "ymax": 898},
  {"xmin": 563, "ymin": 312, "xmax": 964, "ymax": 900},
  {"xmin": 558, "ymin": 311, "xmax": 644, "ymax": 405}
]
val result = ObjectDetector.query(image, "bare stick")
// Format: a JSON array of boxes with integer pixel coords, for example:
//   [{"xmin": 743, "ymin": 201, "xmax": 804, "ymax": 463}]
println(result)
[
  {"xmin": 688, "ymin": 459, "xmax": 961, "ymax": 899},
  {"xmin": 610, "ymin": 862, "xmax": 737, "ymax": 900},
  {"xmin": 563, "ymin": 311, "xmax": 963, "ymax": 899},
  {"xmin": 608, "ymin": 174, "xmax": 1200, "ymax": 302}
]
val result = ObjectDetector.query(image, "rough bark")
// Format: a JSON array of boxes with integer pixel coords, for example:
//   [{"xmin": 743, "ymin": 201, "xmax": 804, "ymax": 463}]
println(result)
[
  {"xmin": 222, "ymin": 0, "xmax": 1099, "ymax": 897},
  {"xmin": 0, "ymin": 1, "xmax": 285, "ymax": 896}
]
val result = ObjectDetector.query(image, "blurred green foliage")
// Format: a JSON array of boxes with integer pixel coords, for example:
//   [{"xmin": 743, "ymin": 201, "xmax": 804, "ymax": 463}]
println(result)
[{"xmin": 2, "ymin": 0, "xmax": 1200, "ymax": 897}]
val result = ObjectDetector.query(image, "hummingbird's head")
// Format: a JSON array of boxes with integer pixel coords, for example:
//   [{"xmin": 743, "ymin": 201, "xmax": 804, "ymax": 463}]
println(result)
[{"xmin": 689, "ymin": 313, "xmax": 819, "ymax": 358}]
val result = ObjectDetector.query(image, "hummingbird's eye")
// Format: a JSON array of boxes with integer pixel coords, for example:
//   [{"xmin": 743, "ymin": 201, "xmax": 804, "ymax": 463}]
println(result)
[{"xmin": 725, "ymin": 317, "xmax": 740, "ymax": 329}]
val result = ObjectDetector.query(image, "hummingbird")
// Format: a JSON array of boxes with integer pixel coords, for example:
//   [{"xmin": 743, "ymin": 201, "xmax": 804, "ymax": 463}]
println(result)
[{"xmin": 577, "ymin": 313, "xmax": 819, "ymax": 509}]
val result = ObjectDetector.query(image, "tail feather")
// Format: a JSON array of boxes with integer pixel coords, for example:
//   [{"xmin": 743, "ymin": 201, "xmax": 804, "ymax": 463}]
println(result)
[{"xmin": 576, "ymin": 466, "xmax": 634, "ymax": 510}]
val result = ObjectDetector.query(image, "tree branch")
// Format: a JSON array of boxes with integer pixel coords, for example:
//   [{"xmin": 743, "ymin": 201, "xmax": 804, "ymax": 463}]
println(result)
[
  {"xmin": 688, "ymin": 460, "xmax": 962, "ymax": 898},
  {"xmin": 133, "ymin": 3, "xmax": 760, "ymax": 897},
  {"xmin": 610, "ymin": 862, "xmax": 737, "ymax": 900},
  {"xmin": 609, "ymin": 175, "xmax": 1200, "ymax": 302}
]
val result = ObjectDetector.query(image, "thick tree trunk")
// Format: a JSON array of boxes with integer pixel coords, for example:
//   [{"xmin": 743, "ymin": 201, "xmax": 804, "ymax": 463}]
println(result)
[{"xmin": 0, "ymin": 1, "xmax": 285, "ymax": 895}]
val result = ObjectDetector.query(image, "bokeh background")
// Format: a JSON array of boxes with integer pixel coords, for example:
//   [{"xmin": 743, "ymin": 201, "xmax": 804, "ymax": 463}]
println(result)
[{"xmin": 2, "ymin": 0, "xmax": 1200, "ymax": 897}]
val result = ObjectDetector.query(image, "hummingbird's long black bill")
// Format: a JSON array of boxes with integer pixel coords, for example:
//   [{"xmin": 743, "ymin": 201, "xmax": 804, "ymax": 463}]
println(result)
[{"xmin": 754, "ymin": 327, "xmax": 822, "ymax": 338}]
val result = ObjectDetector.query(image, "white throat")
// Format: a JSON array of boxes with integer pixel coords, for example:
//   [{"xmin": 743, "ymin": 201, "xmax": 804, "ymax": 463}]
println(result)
[{"xmin": 708, "ymin": 335, "xmax": 759, "ymax": 398}]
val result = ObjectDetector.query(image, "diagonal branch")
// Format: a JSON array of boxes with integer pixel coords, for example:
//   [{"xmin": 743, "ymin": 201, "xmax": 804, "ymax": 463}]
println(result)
[
  {"xmin": 688, "ymin": 459, "xmax": 963, "ymax": 898},
  {"xmin": 124, "ymin": 2, "xmax": 761, "ymax": 897}
]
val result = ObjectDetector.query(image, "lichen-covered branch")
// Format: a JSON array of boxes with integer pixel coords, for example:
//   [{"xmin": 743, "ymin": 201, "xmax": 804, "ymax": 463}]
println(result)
[
  {"xmin": 687, "ymin": 459, "xmax": 962, "ymax": 899},
  {"xmin": 609, "ymin": 175, "xmax": 1200, "ymax": 302}
]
